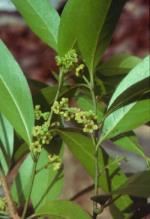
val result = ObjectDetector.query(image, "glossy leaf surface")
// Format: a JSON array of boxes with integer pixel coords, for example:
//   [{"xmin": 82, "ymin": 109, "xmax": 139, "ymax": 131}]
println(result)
[
  {"xmin": 58, "ymin": 0, "xmax": 127, "ymax": 71},
  {"xmin": 101, "ymin": 99, "xmax": 150, "ymax": 141},
  {"xmin": 13, "ymin": 0, "xmax": 60, "ymax": 50},
  {"xmin": 95, "ymin": 0, "xmax": 127, "ymax": 63},
  {"xmin": 0, "ymin": 41, "xmax": 34, "ymax": 145},
  {"xmin": 58, "ymin": 130, "xmax": 95, "ymax": 177},
  {"xmin": 108, "ymin": 56, "xmax": 150, "ymax": 108}
]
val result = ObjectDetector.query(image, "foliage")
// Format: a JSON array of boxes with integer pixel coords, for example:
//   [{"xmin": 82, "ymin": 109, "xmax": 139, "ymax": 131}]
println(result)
[{"xmin": 0, "ymin": 1, "xmax": 149, "ymax": 219}]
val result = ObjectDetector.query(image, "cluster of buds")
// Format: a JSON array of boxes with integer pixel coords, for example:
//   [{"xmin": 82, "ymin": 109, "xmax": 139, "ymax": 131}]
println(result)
[
  {"xmin": 30, "ymin": 106, "xmax": 54, "ymax": 156},
  {"xmin": 48, "ymin": 154, "xmax": 62, "ymax": 171},
  {"xmin": 51, "ymin": 98, "xmax": 98, "ymax": 133},
  {"xmin": 0, "ymin": 197, "xmax": 6, "ymax": 211},
  {"xmin": 75, "ymin": 110, "xmax": 98, "ymax": 133},
  {"xmin": 56, "ymin": 49, "xmax": 78, "ymax": 74}
]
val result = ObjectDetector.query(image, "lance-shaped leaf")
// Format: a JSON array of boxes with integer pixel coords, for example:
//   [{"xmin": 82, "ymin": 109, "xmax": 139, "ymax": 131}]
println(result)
[
  {"xmin": 36, "ymin": 200, "xmax": 92, "ymax": 219},
  {"xmin": 59, "ymin": 1, "xmax": 127, "ymax": 71},
  {"xmin": 76, "ymin": 0, "xmax": 112, "ymax": 72},
  {"xmin": 95, "ymin": 0, "xmax": 128, "ymax": 64},
  {"xmin": 58, "ymin": 0, "xmax": 80, "ymax": 55},
  {"xmin": 0, "ymin": 113, "xmax": 14, "ymax": 174},
  {"xmin": 12, "ymin": 0, "xmax": 60, "ymax": 51},
  {"xmin": 101, "ymin": 99, "xmax": 150, "ymax": 141},
  {"xmin": 0, "ymin": 41, "xmax": 34, "ymax": 145},
  {"xmin": 114, "ymin": 171, "xmax": 150, "ymax": 198},
  {"xmin": 57, "ymin": 130, "xmax": 95, "ymax": 177},
  {"xmin": 99, "ymin": 54, "xmax": 141, "ymax": 76},
  {"xmin": 108, "ymin": 56, "xmax": 150, "ymax": 109}
]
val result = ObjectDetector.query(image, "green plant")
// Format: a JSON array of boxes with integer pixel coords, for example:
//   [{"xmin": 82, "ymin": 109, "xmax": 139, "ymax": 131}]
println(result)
[{"xmin": 0, "ymin": 0, "xmax": 149, "ymax": 219}]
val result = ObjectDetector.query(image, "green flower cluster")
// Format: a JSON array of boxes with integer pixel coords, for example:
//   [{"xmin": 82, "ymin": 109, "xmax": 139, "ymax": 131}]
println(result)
[
  {"xmin": 51, "ymin": 98, "xmax": 98, "ymax": 133},
  {"xmin": 56, "ymin": 49, "xmax": 78, "ymax": 74},
  {"xmin": 0, "ymin": 197, "xmax": 6, "ymax": 211},
  {"xmin": 75, "ymin": 111, "xmax": 98, "ymax": 133},
  {"xmin": 30, "ymin": 123, "xmax": 53, "ymax": 155},
  {"xmin": 48, "ymin": 154, "xmax": 62, "ymax": 171},
  {"xmin": 30, "ymin": 106, "xmax": 54, "ymax": 156}
]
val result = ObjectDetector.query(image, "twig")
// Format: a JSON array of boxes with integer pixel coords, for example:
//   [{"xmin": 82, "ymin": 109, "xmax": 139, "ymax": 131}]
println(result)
[
  {"xmin": 70, "ymin": 184, "xmax": 94, "ymax": 201},
  {"xmin": 0, "ymin": 168, "xmax": 21, "ymax": 219}
]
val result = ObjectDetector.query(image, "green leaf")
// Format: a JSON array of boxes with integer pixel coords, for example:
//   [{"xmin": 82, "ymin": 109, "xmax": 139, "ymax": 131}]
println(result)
[
  {"xmin": 57, "ymin": 130, "xmax": 95, "ymax": 177},
  {"xmin": 101, "ymin": 99, "xmax": 150, "ymax": 141},
  {"xmin": 114, "ymin": 171, "xmax": 150, "ymax": 198},
  {"xmin": 12, "ymin": 0, "xmax": 60, "ymax": 51},
  {"xmin": 11, "ymin": 148, "xmax": 63, "ymax": 209},
  {"xmin": 58, "ymin": 0, "xmax": 112, "ymax": 72},
  {"xmin": 113, "ymin": 132, "xmax": 147, "ymax": 159},
  {"xmin": 99, "ymin": 54, "xmax": 141, "ymax": 76},
  {"xmin": 58, "ymin": 0, "xmax": 79, "ymax": 55},
  {"xmin": 95, "ymin": 0, "xmax": 127, "ymax": 62},
  {"xmin": 108, "ymin": 56, "xmax": 150, "ymax": 109},
  {"xmin": 0, "ymin": 113, "xmax": 14, "ymax": 174},
  {"xmin": 59, "ymin": 1, "xmax": 127, "ymax": 72},
  {"xmin": 0, "ymin": 41, "xmax": 34, "ymax": 145},
  {"xmin": 76, "ymin": 0, "xmax": 112, "ymax": 72},
  {"xmin": 58, "ymin": 130, "xmax": 132, "ymax": 213},
  {"xmin": 36, "ymin": 200, "xmax": 92, "ymax": 219}
]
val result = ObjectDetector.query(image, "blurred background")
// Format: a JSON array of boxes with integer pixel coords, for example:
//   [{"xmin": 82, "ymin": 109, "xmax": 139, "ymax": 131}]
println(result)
[{"xmin": 0, "ymin": 0, "xmax": 149, "ymax": 218}]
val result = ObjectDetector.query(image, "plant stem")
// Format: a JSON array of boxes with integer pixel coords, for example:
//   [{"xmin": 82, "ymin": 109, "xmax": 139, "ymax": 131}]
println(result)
[
  {"xmin": 48, "ymin": 69, "xmax": 64, "ymax": 125},
  {"xmin": 89, "ymin": 71, "xmax": 99, "ymax": 219},
  {"xmin": 21, "ymin": 161, "xmax": 37, "ymax": 219},
  {"xmin": 70, "ymin": 184, "xmax": 94, "ymax": 201},
  {"xmin": 90, "ymin": 73, "xmax": 97, "ymax": 114},
  {"xmin": 0, "ymin": 166, "xmax": 21, "ymax": 219}
]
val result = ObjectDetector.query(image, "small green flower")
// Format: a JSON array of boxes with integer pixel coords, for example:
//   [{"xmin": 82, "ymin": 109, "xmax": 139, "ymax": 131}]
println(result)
[
  {"xmin": 83, "ymin": 120, "xmax": 98, "ymax": 133},
  {"xmin": 75, "ymin": 111, "xmax": 86, "ymax": 124}
]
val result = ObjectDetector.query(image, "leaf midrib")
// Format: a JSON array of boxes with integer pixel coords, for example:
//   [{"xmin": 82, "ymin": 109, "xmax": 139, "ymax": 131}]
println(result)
[
  {"xmin": 20, "ymin": 0, "xmax": 58, "ymax": 46},
  {"xmin": 0, "ymin": 76, "xmax": 30, "ymax": 144}
]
